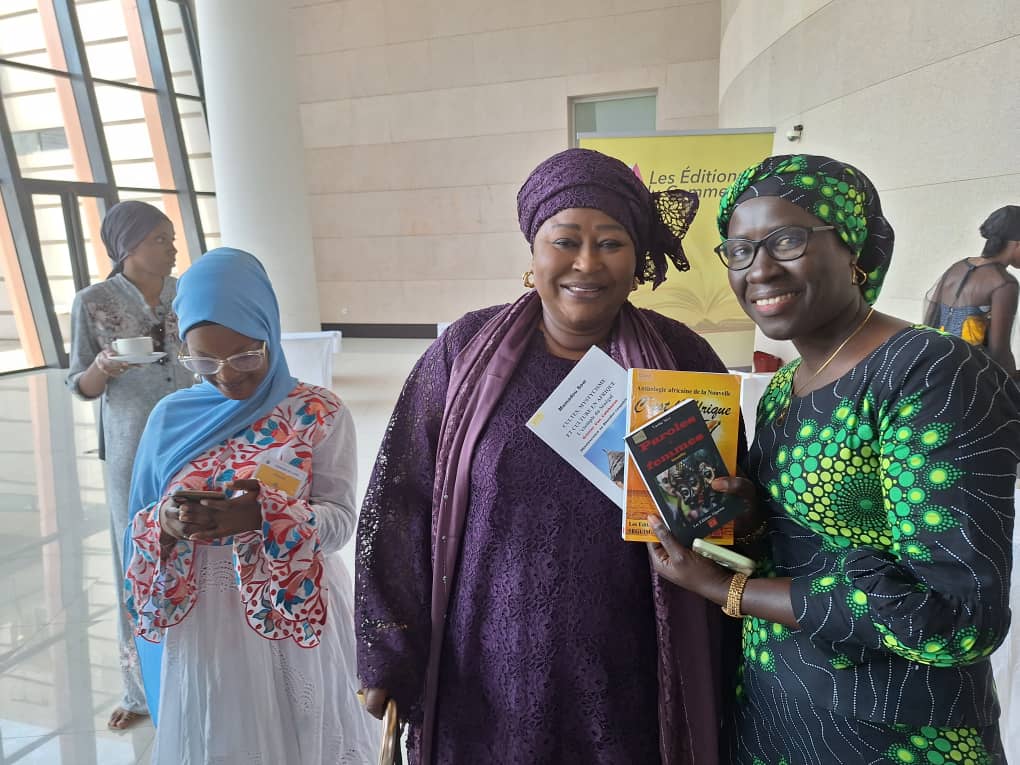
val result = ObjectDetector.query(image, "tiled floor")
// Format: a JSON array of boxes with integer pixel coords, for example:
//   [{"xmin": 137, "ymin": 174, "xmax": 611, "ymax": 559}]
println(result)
[{"xmin": 0, "ymin": 338, "xmax": 430, "ymax": 765}]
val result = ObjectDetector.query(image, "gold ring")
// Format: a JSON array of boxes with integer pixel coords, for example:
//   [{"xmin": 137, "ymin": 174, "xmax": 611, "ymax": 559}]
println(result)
[{"xmin": 355, "ymin": 689, "xmax": 366, "ymax": 707}]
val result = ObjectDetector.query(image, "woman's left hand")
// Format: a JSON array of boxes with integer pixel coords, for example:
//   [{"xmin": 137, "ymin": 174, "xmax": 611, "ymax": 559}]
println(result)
[
  {"xmin": 647, "ymin": 515, "xmax": 733, "ymax": 600},
  {"xmin": 180, "ymin": 479, "xmax": 264, "ymax": 542}
]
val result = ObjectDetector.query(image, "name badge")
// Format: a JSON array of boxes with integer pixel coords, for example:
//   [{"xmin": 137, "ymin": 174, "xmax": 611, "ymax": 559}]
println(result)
[{"xmin": 253, "ymin": 458, "xmax": 307, "ymax": 498}]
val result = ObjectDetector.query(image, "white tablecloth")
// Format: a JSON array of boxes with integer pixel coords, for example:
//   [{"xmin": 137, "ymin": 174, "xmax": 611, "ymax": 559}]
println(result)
[
  {"xmin": 280, "ymin": 331, "xmax": 342, "ymax": 388},
  {"xmin": 730, "ymin": 370, "xmax": 775, "ymax": 443}
]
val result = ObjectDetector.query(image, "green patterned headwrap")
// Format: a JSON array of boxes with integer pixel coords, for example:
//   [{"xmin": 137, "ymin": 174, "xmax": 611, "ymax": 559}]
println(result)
[{"xmin": 717, "ymin": 154, "xmax": 894, "ymax": 304}]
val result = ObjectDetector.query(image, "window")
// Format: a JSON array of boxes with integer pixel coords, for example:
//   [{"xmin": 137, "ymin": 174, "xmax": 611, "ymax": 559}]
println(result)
[
  {"xmin": 0, "ymin": 0, "xmax": 217, "ymax": 373},
  {"xmin": 572, "ymin": 93, "xmax": 657, "ymax": 146},
  {"xmin": 0, "ymin": 193, "xmax": 44, "ymax": 370}
]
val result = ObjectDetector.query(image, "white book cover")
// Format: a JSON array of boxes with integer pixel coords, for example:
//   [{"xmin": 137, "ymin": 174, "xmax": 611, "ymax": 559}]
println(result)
[{"xmin": 526, "ymin": 346, "xmax": 628, "ymax": 508}]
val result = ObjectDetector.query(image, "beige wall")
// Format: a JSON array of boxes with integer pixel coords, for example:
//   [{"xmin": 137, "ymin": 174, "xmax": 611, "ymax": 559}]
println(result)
[
  {"xmin": 719, "ymin": 0, "xmax": 1020, "ymax": 359},
  {"xmin": 291, "ymin": 0, "xmax": 722, "ymax": 326}
]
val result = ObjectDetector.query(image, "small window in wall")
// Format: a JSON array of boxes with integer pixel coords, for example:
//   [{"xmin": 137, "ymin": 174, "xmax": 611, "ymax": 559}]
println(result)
[{"xmin": 572, "ymin": 93, "xmax": 656, "ymax": 146}]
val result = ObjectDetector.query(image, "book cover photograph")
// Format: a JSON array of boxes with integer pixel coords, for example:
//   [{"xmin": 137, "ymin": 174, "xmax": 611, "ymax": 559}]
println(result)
[
  {"xmin": 623, "ymin": 369, "xmax": 742, "ymax": 542},
  {"xmin": 625, "ymin": 399, "xmax": 745, "ymax": 546},
  {"xmin": 527, "ymin": 346, "xmax": 628, "ymax": 507}
]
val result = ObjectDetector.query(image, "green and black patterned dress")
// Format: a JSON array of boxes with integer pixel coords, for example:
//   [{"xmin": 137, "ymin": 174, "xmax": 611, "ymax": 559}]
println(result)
[{"xmin": 730, "ymin": 327, "xmax": 1020, "ymax": 765}]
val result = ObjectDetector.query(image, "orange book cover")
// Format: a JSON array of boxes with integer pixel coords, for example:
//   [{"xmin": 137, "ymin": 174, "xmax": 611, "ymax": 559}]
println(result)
[{"xmin": 623, "ymin": 369, "xmax": 742, "ymax": 543}]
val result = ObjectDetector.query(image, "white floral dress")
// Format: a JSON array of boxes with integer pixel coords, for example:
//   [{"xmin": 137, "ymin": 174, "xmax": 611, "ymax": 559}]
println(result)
[{"xmin": 127, "ymin": 383, "xmax": 379, "ymax": 764}]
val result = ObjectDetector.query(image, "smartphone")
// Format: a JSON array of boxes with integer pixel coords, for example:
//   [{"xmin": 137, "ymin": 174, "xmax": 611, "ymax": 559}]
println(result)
[
  {"xmin": 692, "ymin": 538, "xmax": 756, "ymax": 576},
  {"xmin": 172, "ymin": 489, "xmax": 227, "ymax": 503}
]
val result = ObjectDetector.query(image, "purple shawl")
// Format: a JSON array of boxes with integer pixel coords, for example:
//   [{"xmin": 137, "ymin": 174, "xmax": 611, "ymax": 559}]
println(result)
[{"xmin": 421, "ymin": 289, "xmax": 724, "ymax": 764}]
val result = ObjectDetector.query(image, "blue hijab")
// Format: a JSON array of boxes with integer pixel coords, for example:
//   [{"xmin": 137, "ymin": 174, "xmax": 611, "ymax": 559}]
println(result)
[{"xmin": 126, "ymin": 247, "xmax": 297, "ymax": 723}]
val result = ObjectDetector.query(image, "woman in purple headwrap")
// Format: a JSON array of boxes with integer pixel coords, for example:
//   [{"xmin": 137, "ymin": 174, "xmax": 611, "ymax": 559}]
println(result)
[
  {"xmin": 66, "ymin": 200, "xmax": 195, "ymax": 729},
  {"xmin": 355, "ymin": 148, "xmax": 737, "ymax": 764},
  {"xmin": 649, "ymin": 155, "xmax": 1020, "ymax": 764}
]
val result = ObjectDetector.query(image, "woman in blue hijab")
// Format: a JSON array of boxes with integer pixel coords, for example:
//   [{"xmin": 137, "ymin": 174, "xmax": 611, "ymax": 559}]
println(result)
[{"xmin": 125, "ymin": 248, "xmax": 378, "ymax": 764}]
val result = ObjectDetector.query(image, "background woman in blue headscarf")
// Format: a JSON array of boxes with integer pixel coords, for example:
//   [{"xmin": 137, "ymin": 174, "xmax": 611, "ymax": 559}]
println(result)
[
  {"xmin": 649, "ymin": 155, "xmax": 1020, "ymax": 764},
  {"xmin": 125, "ymin": 248, "xmax": 378, "ymax": 764},
  {"xmin": 66, "ymin": 199, "xmax": 194, "ymax": 729}
]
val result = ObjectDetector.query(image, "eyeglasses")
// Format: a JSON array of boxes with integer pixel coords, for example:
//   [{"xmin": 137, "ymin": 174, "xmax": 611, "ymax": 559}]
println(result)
[
  {"xmin": 715, "ymin": 225, "xmax": 835, "ymax": 271},
  {"xmin": 178, "ymin": 341, "xmax": 267, "ymax": 375}
]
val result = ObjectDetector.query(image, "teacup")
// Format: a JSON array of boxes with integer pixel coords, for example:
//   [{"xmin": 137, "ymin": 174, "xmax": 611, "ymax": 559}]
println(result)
[{"xmin": 112, "ymin": 336, "xmax": 154, "ymax": 356}]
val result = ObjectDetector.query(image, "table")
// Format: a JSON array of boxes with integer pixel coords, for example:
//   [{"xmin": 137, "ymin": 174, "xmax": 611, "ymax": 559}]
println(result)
[
  {"xmin": 280, "ymin": 331, "xmax": 342, "ymax": 388},
  {"xmin": 730, "ymin": 370, "xmax": 775, "ymax": 443}
]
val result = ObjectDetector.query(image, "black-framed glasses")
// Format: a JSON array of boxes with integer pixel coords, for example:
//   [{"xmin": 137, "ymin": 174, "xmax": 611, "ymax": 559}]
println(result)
[
  {"xmin": 178, "ymin": 341, "xmax": 267, "ymax": 375},
  {"xmin": 714, "ymin": 225, "xmax": 835, "ymax": 270}
]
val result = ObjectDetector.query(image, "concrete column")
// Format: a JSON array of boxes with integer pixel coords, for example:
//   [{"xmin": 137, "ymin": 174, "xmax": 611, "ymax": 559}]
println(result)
[{"xmin": 194, "ymin": 0, "xmax": 320, "ymax": 332}]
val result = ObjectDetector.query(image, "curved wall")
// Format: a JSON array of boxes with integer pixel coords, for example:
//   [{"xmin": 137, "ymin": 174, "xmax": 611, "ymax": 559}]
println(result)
[{"xmin": 719, "ymin": 0, "xmax": 1020, "ymax": 359}]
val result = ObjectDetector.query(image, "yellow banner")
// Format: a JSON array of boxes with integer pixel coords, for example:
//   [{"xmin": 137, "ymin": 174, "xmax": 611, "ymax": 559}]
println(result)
[{"xmin": 579, "ymin": 131, "xmax": 774, "ymax": 366}]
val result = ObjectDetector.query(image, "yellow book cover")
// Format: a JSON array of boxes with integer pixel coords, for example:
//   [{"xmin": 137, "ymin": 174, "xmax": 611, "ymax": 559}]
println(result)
[{"xmin": 623, "ymin": 369, "xmax": 742, "ymax": 543}]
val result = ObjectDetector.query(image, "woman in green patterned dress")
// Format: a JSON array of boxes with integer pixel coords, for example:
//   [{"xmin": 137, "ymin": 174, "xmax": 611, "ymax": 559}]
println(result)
[{"xmin": 648, "ymin": 154, "xmax": 1020, "ymax": 764}]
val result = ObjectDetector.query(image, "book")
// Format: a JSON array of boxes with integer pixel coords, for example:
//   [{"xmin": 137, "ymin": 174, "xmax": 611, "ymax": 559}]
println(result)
[
  {"xmin": 625, "ymin": 398, "xmax": 745, "ymax": 546},
  {"xmin": 526, "ymin": 346, "xmax": 628, "ymax": 507},
  {"xmin": 623, "ymin": 369, "xmax": 742, "ymax": 543}
]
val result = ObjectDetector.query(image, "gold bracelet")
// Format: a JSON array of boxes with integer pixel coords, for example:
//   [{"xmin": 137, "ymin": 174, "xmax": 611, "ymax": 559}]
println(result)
[{"xmin": 722, "ymin": 572, "xmax": 750, "ymax": 618}]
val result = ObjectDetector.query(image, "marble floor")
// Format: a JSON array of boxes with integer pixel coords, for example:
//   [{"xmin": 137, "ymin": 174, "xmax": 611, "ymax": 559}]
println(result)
[{"xmin": 0, "ymin": 338, "xmax": 431, "ymax": 765}]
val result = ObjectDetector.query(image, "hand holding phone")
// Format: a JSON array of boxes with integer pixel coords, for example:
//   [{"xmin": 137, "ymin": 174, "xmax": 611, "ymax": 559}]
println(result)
[
  {"xmin": 172, "ymin": 489, "xmax": 228, "ymax": 503},
  {"xmin": 182, "ymin": 479, "xmax": 263, "ymax": 543},
  {"xmin": 692, "ymin": 538, "xmax": 756, "ymax": 576},
  {"xmin": 165, "ymin": 490, "xmax": 225, "ymax": 540},
  {"xmin": 161, "ymin": 497, "xmax": 216, "ymax": 541}
]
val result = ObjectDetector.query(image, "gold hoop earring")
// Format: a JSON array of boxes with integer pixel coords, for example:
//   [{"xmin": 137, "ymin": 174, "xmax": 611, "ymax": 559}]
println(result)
[
  {"xmin": 851, "ymin": 262, "xmax": 867, "ymax": 286},
  {"xmin": 523, "ymin": 270, "xmax": 535, "ymax": 289}
]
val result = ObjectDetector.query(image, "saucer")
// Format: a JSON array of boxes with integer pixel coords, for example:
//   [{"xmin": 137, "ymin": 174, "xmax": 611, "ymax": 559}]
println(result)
[{"xmin": 110, "ymin": 351, "xmax": 167, "ymax": 365}]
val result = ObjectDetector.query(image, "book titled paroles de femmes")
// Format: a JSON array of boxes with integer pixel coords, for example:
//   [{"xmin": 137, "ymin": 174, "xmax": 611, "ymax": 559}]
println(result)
[
  {"xmin": 623, "ymin": 369, "xmax": 742, "ymax": 543},
  {"xmin": 624, "ymin": 396, "xmax": 745, "ymax": 546}
]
